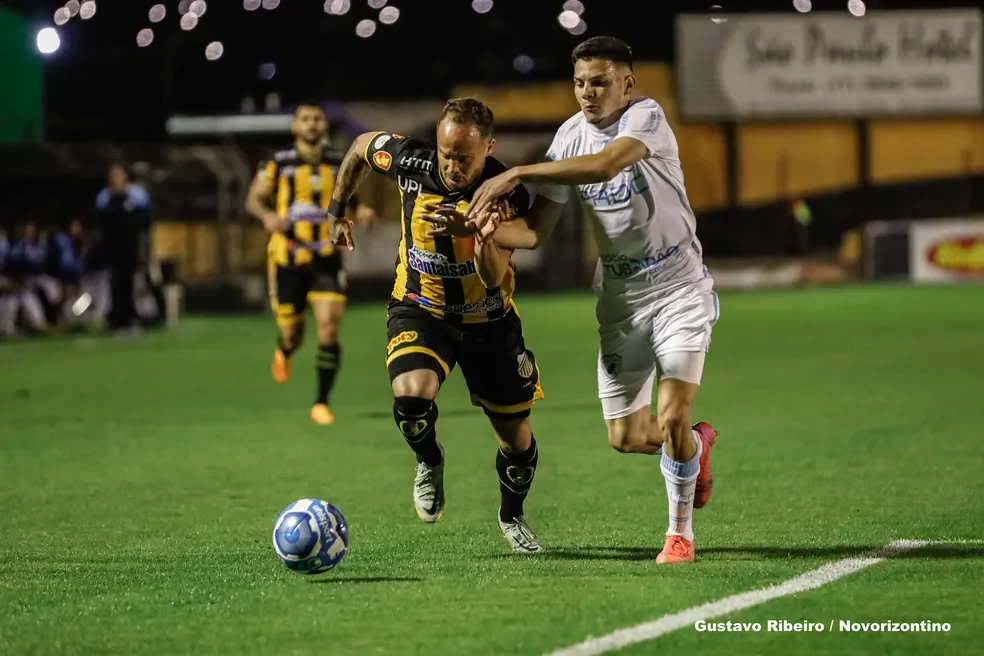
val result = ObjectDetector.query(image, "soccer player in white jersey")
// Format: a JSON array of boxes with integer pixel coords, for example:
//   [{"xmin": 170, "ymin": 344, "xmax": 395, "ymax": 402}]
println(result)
[{"xmin": 429, "ymin": 37, "xmax": 719, "ymax": 564}]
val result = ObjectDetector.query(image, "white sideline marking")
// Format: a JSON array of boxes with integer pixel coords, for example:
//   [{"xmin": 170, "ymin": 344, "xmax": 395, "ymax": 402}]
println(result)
[{"xmin": 546, "ymin": 539, "xmax": 983, "ymax": 656}]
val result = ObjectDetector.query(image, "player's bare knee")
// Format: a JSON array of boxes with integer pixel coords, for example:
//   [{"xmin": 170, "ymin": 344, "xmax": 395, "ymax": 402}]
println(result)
[
  {"xmin": 489, "ymin": 414, "xmax": 532, "ymax": 453},
  {"xmin": 391, "ymin": 370, "xmax": 440, "ymax": 400},
  {"xmin": 316, "ymin": 321, "xmax": 340, "ymax": 345},
  {"xmin": 280, "ymin": 324, "xmax": 304, "ymax": 350}
]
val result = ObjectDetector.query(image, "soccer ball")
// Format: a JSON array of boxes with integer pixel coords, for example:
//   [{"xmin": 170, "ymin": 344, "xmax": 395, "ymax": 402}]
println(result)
[{"xmin": 272, "ymin": 498, "xmax": 349, "ymax": 574}]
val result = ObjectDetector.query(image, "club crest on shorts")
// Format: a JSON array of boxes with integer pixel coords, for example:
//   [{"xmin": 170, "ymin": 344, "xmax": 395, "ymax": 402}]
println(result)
[
  {"xmin": 601, "ymin": 353, "xmax": 622, "ymax": 378},
  {"xmin": 516, "ymin": 351, "xmax": 534, "ymax": 378}
]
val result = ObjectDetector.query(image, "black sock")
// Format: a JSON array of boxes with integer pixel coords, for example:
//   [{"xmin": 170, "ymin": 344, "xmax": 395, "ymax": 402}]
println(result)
[
  {"xmin": 393, "ymin": 396, "xmax": 442, "ymax": 467},
  {"xmin": 315, "ymin": 344, "xmax": 341, "ymax": 404},
  {"xmin": 497, "ymin": 436, "xmax": 538, "ymax": 522},
  {"xmin": 278, "ymin": 335, "xmax": 298, "ymax": 358}
]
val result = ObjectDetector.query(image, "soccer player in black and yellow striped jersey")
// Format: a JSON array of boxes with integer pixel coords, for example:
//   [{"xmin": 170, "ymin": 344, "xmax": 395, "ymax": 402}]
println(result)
[
  {"xmin": 324, "ymin": 98, "xmax": 546, "ymax": 554},
  {"xmin": 246, "ymin": 103, "xmax": 377, "ymax": 425}
]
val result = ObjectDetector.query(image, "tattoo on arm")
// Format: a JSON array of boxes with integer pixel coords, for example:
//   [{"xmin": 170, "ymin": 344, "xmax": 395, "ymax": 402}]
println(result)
[{"xmin": 332, "ymin": 137, "xmax": 373, "ymax": 203}]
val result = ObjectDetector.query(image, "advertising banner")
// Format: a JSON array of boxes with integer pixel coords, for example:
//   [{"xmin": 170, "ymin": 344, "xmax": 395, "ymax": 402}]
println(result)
[
  {"xmin": 909, "ymin": 219, "xmax": 984, "ymax": 282},
  {"xmin": 676, "ymin": 10, "xmax": 983, "ymax": 119}
]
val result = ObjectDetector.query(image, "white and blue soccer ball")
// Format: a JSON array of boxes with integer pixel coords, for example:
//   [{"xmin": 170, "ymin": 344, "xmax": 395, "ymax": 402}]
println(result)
[{"xmin": 272, "ymin": 498, "xmax": 349, "ymax": 574}]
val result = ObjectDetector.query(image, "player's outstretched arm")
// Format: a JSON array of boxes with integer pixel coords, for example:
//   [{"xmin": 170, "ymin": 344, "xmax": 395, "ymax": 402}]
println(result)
[{"xmin": 467, "ymin": 138, "xmax": 647, "ymax": 219}]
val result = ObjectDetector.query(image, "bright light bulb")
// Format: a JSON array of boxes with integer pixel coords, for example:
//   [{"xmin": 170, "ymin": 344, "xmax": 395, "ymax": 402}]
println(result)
[
  {"xmin": 37, "ymin": 28, "xmax": 61, "ymax": 54},
  {"xmin": 558, "ymin": 10, "xmax": 579, "ymax": 29},
  {"xmin": 379, "ymin": 6, "xmax": 399, "ymax": 24},
  {"xmin": 327, "ymin": 0, "xmax": 350, "ymax": 14},
  {"xmin": 356, "ymin": 18, "xmax": 376, "ymax": 37},
  {"xmin": 205, "ymin": 41, "xmax": 224, "ymax": 60},
  {"xmin": 471, "ymin": 0, "xmax": 492, "ymax": 14},
  {"xmin": 137, "ymin": 28, "xmax": 154, "ymax": 47},
  {"xmin": 562, "ymin": 0, "xmax": 584, "ymax": 15}
]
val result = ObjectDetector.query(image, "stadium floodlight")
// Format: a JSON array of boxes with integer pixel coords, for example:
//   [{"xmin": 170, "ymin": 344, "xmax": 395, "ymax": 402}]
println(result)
[
  {"xmin": 562, "ymin": 0, "xmax": 584, "ymax": 15},
  {"xmin": 368, "ymin": 0, "xmax": 387, "ymax": 8},
  {"xmin": 471, "ymin": 0, "xmax": 493, "ymax": 14},
  {"xmin": 37, "ymin": 27, "xmax": 61, "ymax": 55},
  {"xmin": 137, "ymin": 28, "xmax": 154, "ymax": 47},
  {"xmin": 356, "ymin": 18, "xmax": 376, "ymax": 37},
  {"xmin": 79, "ymin": 1, "xmax": 96, "ymax": 20},
  {"xmin": 326, "ymin": 0, "xmax": 350, "ymax": 14},
  {"xmin": 54, "ymin": 8, "xmax": 70, "ymax": 25},
  {"xmin": 557, "ymin": 10, "xmax": 579, "ymax": 29},
  {"xmin": 180, "ymin": 12, "xmax": 198, "ymax": 30},
  {"xmin": 262, "ymin": 0, "xmax": 280, "ymax": 9},
  {"xmin": 847, "ymin": 0, "xmax": 866, "ymax": 16},
  {"xmin": 379, "ymin": 6, "xmax": 399, "ymax": 24},
  {"xmin": 244, "ymin": 0, "xmax": 261, "ymax": 10},
  {"xmin": 190, "ymin": 1, "xmax": 207, "ymax": 17},
  {"xmin": 793, "ymin": 0, "xmax": 812, "ymax": 12},
  {"xmin": 178, "ymin": 0, "xmax": 192, "ymax": 14},
  {"xmin": 66, "ymin": 0, "xmax": 80, "ymax": 17},
  {"xmin": 205, "ymin": 41, "xmax": 224, "ymax": 60},
  {"xmin": 149, "ymin": 4, "xmax": 166, "ymax": 22},
  {"xmin": 569, "ymin": 18, "xmax": 587, "ymax": 35}
]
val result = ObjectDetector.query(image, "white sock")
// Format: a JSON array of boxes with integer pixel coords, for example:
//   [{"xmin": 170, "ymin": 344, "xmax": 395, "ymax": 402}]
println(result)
[{"xmin": 659, "ymin": 431, "xmax": 702, "ymax": 543}]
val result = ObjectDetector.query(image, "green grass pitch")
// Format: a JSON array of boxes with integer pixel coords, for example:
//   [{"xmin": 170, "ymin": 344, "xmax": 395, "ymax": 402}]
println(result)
[{"xmin": 1, "ymin": 285, "xmax": 983, "ymax": 655}]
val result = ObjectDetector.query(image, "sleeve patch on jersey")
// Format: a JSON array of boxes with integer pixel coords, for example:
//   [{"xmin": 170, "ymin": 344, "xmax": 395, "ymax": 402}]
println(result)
[
  {"xmin": 373, "ymin": 134, "xmax": 391, "ymax": 150},
  {"xmin": 645, "ymin": 110, "xmax": 662, "ymax": 134},
  {"xmin": 373, "ymin": 151, "xmax": 393, "ymax": 171}
]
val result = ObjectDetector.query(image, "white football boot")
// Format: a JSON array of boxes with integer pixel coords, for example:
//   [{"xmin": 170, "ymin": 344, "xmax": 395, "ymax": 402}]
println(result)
[
  {"xmin": 413, "ymin": 445, "xmax": 445, "ymax": 522},
  {"xmin": 498, "ymin": 511, "xmax": 543, "ymax": 554}
]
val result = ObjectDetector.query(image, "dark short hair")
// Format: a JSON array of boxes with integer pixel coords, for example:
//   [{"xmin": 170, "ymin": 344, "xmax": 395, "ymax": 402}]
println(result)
[
  {"xmin": 439, "ymin": 97, "xmax": 494, "ymax": 139},
  {"xmin": 295, "ymin": 101, "xmax": 325, "ymax": 115},
  {"xmin": 571, "ymin": 36, "xmax": 633, "ymax": 70}
]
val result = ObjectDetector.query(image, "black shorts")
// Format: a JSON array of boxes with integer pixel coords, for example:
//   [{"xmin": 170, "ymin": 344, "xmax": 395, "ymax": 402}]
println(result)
[
  {"xmin": 268, "ymin": 255, "xmax": 346, "ymax": 322},
  {"xmin": 385, "ymin": 301, "xmax": 543, "ymax": 418}
]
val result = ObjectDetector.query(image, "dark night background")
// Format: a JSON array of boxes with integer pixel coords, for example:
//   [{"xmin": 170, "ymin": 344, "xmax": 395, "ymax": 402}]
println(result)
[{"xmin": 2, "ymin": 0, "xmax": 979, "ymax": 140}]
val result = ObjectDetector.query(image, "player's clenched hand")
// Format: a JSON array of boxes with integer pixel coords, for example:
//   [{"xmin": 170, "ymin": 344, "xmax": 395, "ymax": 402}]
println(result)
[
  {"xmin": 466, "ymin": 169, "xmax": 521, "ymax": 220},
  {"xmin": 261, "ymin": 212, "xmax": 289, "ymax": 234},
  {"xmin": 330, "ymin": 216, "xmax": 356, "ymax": 251}
]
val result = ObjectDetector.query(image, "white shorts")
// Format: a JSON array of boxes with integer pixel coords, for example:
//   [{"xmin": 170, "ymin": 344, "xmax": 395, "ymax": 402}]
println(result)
[{"xmin": 596, "ymin": 276, "xmax": 719, "ymax": 419}]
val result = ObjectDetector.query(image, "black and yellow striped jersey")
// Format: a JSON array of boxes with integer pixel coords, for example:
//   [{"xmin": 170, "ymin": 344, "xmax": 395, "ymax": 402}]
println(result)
[
  {"xmin": 364, "ymin": 131, "xmax": 532, "ymax": 324},
  {"xmin": 258, "ymin": 146, "xmax": 344, "ymax": 267}
]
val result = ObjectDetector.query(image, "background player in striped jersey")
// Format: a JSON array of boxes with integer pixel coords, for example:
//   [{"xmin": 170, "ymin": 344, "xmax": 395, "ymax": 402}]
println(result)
[
  {"xmin": 245, "ymin": 103, "xmax": 377, "ymax": 425},
  {"xmin": 325, "ymin": 98, "xmax": 546, "ymax": 554},
  {"xmin": 433, "ymin": 38, "xmax": 720, "ymax": 564}
]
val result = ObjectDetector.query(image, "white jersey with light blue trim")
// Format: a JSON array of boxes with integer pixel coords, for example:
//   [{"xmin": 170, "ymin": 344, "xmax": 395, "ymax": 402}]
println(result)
[{"xmin": 538, "ymin": 97, "xmax": 705, "ymax": 297}]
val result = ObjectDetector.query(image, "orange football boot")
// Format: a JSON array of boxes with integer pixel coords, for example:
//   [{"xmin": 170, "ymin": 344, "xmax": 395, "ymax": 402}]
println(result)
[
  {"xmin": 272, "ymin": 349, "xmax": 291, "ymax": 383},
  {"xmin": 692, "ymin": 421, "xmax": 718, "ymax": 509},
  {"xmin": 656, "ymin": 535, "xmax": 695, "ymax": 564},
  {"xmin": 310, "ymin": 403, "xmax": 335, "ymax": 425}
]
